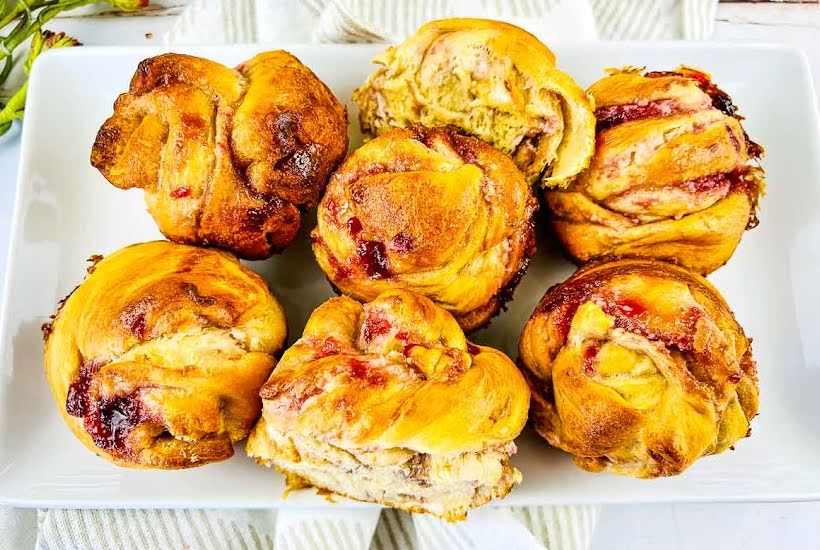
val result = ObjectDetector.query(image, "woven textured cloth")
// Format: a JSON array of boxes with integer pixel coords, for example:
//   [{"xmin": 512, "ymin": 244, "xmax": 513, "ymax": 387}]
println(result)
[
  {"xmin": 166, "ymin": 0, "xmax": 717, "ymax": 44},
  {"xmin": 2, "ymin": 1, "xmax": 717, "ymax": 548},
  {"xmin": 29, "ymin": 505, "xmax": 601, "ymax": 549}
]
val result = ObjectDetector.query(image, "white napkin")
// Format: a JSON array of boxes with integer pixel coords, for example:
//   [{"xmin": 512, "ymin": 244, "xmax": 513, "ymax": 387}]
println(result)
[{"xmin": 3, "ymin": 1, "xmax": 717, "ymax": 548}]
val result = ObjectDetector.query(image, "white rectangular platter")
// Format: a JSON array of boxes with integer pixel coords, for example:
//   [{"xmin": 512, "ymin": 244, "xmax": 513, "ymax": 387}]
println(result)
[{"xmin": 1, "ymin": 42, "xmax": 819, "ymax": 508}]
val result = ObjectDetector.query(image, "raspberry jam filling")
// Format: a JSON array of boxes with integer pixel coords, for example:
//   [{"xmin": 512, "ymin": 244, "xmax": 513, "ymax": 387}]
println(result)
[
  {"xmin": 595, "ymin": 99, "xmax": 682, "ymax": 132},
  {"xmin": 357, "ymin": 240, "xmax": 390, "ymax": 278},
  {"xmin": 543, "ymin": 267, "xmax": 703, "ymax": 354},
  {"xmin": 170, "ymin": 186, "xmax": 190, "ymax": 199},
  {"xmin": 674, "ymin": 172, "xmax": 732, "ymax": 194},
  {"xmin": 604, "ymin": 171, "xmax": 749, "ymax": 221},
  {"xmin": 313, "ymin": 337, "xmax": 341, "ymax": 359},
  {"xmin": 66, "ymin": 361, "xmax": 149, "ymax": 454},
  {"xmin": 361, "ymin": 314, "xmax": 391, "ymax": 343},
  {"xmin": 344, "ymin": 216, "xmax": 392, "ymax": 279},
  {"xmin": 582, "ymin": 343, "xmax": 600, "ymax": 376},
  {"xmin": 347, "ymin": 359, "xmax": 387, "ymax": 386}
]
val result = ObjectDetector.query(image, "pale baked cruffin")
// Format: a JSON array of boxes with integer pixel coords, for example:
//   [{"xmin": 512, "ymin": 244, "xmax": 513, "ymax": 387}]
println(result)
[{"xmin": 353, "ymin": 18, "xmax": 595, "ymax": 187}]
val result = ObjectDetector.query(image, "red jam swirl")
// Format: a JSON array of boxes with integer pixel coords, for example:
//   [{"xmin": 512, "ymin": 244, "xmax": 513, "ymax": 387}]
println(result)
[
  {"xmin": 66, "ymin": 361, "xmax": 148, "ymax": 453},
  {"xmin": 595, "ymin": 99, "xmax": 681, "ymax": 132},
  {"xmin": 346, "ymin": 216, "xmax": 363, "ymax": 237},
  {"xmin": 362, "ymin": 314, "xmax": 391, "ymax": 343},
  {"xmin": 582, "ymin": 343, "xmax": 600, "ymax": 376},
  {"xmin": 343, "ymin": 216, "xmax": 392, "ymax": 279},
  {"xmin": 613, "ymin": 298, "xmax": 646, "ymax": 317},
  {"xmin": 357, "ymin": 240, "xmax": 390, "ymax": 279},
  {"xmin": 313, "ymin": 337, "xmax": 341, "ymax": 359},
  {"xmin": 170, "ymin": 187, "xmax": 190, "ymax": 199},
  {"xmin": 347, "ymin": 359, "xmax": 387, "ymax": 386}
]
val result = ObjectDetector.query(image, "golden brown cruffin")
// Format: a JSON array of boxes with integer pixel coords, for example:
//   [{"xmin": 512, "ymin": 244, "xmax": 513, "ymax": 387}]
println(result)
[
  {"xmin": 91, "ymin": 51, "xmax": 348, "ymax": 260},
  {"xmin": 353, "ymin": 18, "xmax": 595, "ymax": 187},
  {"xmin": 246, "ymin": 289, "xmax": 529, "ymax": 520},
  {"xmin": 43, "ymin": 241, "xmax": 287, "ymax": 469},
  {"xmin": 546, "ymin": 66, "xmax": 764, "ymax": 275},
  {"xmin": 519, "ymin": 259, "xmax": 758, "ymax": 478},
  {"xmin": 311, "ymin": 125, "xmax": 537, "ymax": 332}
]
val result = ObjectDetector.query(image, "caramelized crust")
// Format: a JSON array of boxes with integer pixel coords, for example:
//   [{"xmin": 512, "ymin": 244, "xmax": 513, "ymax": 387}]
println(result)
[
  {"xmin": 546, "ymin": 66, "xmax": 764, "ymax": 275},
  {"xmin": 519, "ymin": 259, "xmax": 758, "ymax": 478},
  {"xmin": 91, "ymin": 51, "xmax": 348, "ymax": 259},
  {"xmin": 247, "ymin": 289, "xmax": 530, "ymax": 519},
  {"xmin": 44, "ymin": 241, "xmax": 287, "ymax": 468},
  {"xmin": 353, "ymin": 18, "xmax": 595, "ymax": 187},
  {"xmin": 311, "ymin": 125, "xmax": 537, "ymax": 332}
]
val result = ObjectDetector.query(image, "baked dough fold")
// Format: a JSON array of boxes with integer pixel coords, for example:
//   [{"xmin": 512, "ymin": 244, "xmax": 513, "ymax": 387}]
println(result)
[{"xmin": 518, "ymin": 259, "xmax": 758, "ymax": 478}]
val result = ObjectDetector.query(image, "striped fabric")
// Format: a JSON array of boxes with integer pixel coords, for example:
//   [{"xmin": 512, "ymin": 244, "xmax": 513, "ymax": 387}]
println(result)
[
  {"xmin": 589, "ymin": 0, "xmax": 717, "ymax": 40},
  {"xmin": 31, "ymin": 506, "xmax": 600, "ymax": 549},
  {"xmin": 168, "ymin": 0, "xmax": 719, "ymax": 44},
  {"xmin": 37, "ymin": 509, "xmax": 280, "ymax": 550}
]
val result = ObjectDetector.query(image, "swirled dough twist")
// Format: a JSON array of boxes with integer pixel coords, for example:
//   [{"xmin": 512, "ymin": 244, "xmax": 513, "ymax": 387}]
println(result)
[
  {"xmin": 247, "ymin": 289, "xmax": 529, "ymax": 520},
  {"xmin": 44, "ymin": 241, "xmax": 287, "ymax": 468},
  {"xmin": 546, "ymin": 67, "xmax": 764, "ymax": 275},
  {"xmin": 91, "ymin": 51, "xmax": 348, "ymax": 259},
  {"xmin": 519, "ymin": 259, "xmax": 758, "ymax": 478},
  {"xmin": 311, "ymin": 125, "xmax": 537, "ymax": 331},
  {"xmin": 353, "ymin": 18, "xmax": 595, "ymax": 187}
]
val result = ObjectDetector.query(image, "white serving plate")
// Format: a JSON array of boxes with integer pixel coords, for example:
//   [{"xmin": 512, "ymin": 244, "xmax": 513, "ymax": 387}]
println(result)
[{"xmin": 1, "ymin": 42, "xmax": 819, "ymax": 509}]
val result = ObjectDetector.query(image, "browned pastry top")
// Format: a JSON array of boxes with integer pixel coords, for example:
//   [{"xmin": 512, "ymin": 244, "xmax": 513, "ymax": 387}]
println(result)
[
  {"xmin": 519, "ymin": 259, "xmax": 758, "ymax": 477},
  {"xmin": 91, "ymin": 51, "xmax": 348, "ymax": 259},
  {"xmin": 311, "ymin": 125, "xmax": 537, "ymax": 331},
  {"xmin": 44, "ymin": 241, "xmax": 287, "ymax": 468}
]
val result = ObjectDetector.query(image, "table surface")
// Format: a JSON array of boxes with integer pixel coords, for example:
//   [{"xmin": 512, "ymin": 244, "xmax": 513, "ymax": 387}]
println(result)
[{"xmin": 1, "ymin": 2, "xmax": 818, "ymax": 549}]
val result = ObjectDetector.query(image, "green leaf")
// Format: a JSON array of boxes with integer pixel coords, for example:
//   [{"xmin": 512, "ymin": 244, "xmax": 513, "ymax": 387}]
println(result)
[{"xmin": 0, "ymin": 0, "xmax": 149, "ymax": 135}]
